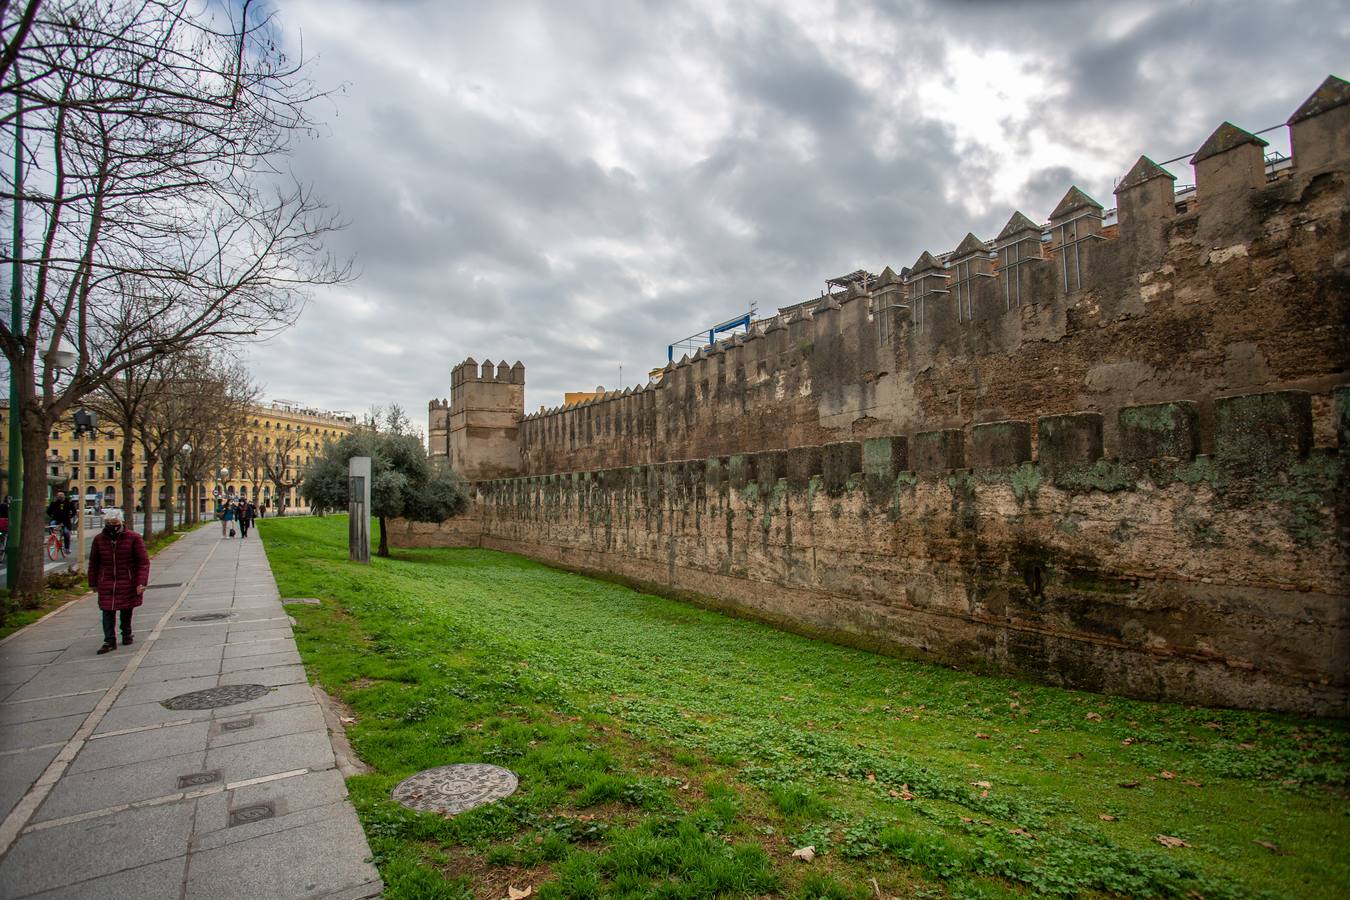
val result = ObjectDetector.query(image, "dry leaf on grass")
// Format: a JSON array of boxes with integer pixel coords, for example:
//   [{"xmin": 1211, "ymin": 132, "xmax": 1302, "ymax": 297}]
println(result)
[
  {"xmin": 1009, "ymin": 827, "xmax": 1035, "ymax": 839},
  {"xmin": 1183, "ymin": 779, "xmax": 1203, "ymax": 788},
  {"xmin": 1085, "ymin": 712, "xmax": 1103, "ymax": 722},
  {"xmin": 1098, "ymin": 814, "xmax": 1117, "ymax": 821},
  {"xmin": 792, "ymin": 845, "xmax": 816, "ymax": 862},
  {"xmin": 866, "ymin": 772, "xmax": 876, "ymax": 782},
  {"xmin": 1253, "ymin": 840, "xmax": 1282, "ymax": 854},
  {"xmin": 338, "ymin": 716, "xmax": 356, "ymax": 725},
  {"xmin": 1159, "ymin": 770, "xmax": 1176, "ymax": 779},
  {"xmin": 507, "ymin": 887, "xmax": 533, "ymax": 900},
  {"xmin": 971, "ymin": 781, "xmax": 992, "ymax": 789},
  {"xmin": 974, "ymin": 732, "xmax": 991, "ymax": 739},
  {"xmin": 1156, "ymin": 834, "xmax": 1189, "ymax": 848},
  {"xmin": 1119, "ymin": 780, "xmax": 1141, "ymax": 789}
]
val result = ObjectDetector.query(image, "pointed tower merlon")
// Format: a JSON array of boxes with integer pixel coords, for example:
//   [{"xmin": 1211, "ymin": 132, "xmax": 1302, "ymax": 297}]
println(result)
[
  {"xmin": 1048, "ymin": 186, "xmax": 1104, "ymax": 294},
  {"xmin": 993, "ymin": 211, "xmax": 1045, "ymax": 311},
  {"xmin": 907, "ymin": 251, "xmax": 949, "ymax": 332},
  {"xmin": 1113, "ymin": 156, "xmax": 1177, "ymax": 259},
  {"xmin": 1288, "ymin": 75, "xmax": 1350, "ymax": 176},
  {"xmin": 1191, "ymin": 121, "xmax": 1269, "ymax": 197},
  {"xmin": 948, "ymin": 233, "xmax": 992, "ymax": 324}
]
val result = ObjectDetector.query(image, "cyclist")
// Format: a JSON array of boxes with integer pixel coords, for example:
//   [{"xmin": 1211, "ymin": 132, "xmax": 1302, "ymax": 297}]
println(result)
[{"xmin": 46, "ymin": 491, "xmax": 75, "ymax": 552}]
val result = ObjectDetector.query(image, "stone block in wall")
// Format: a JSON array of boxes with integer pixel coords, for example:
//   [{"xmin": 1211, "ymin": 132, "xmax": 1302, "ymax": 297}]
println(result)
[
  {"xmin": 970, "ymin": 421, "xmax": 1032, "ymax": 469},
  {"xmin": 1214, "ymin": 391, "xmax": 1312, "ymax": 470},
  {"xmin": 912, "ymin": 430, "xmax": 965, "ymax": 473},
  {"xmin": 1118, "ymin": 402, "xmax": 1198, "ymax": 461},
  {"xmin": 754, "ymin": 450, "xmax": 787, "ymax": 495},
  {"xmin": 786, "ymin": 446, "xmax": 822, "ymax": 491},
  {"xmin": 1335, "ymin": 386, "xmax": 1350, "ymax": 449},
  {"xmin": 728, "ymin": 454, "xmax": 752, "ymax": 491},
  {"xmin": 820, "ymin": 441, "xmax": 862, "ymax": 495},
  {"xmin": 862, "ymin": 437, "xmax": 907, "ymax": 498},
  {"xmin": 1037, "ymin": 413, "xmax": 1104, "ymax": 471}
]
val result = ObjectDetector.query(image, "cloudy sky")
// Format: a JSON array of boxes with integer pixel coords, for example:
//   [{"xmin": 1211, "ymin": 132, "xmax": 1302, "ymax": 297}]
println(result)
[{"xmin": 245, "ymin": 0, "xmax": 1346, "ymax": 426}]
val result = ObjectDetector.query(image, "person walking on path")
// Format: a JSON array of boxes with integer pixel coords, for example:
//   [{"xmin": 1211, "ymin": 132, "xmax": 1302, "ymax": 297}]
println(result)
[
  {"xmin": 220, "ymin": 499, "xmax": 237, "ymax": 538},
  {"xmin": 239, "ymin": 499, "xmax": 256, "ymax": 537},
  {"xmin": 86, "ymin": 508, "xmax": 149, "ymax": 654}
]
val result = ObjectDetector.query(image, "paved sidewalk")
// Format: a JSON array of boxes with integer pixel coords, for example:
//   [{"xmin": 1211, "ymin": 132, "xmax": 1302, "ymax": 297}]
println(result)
[{"xmin": 0, "ymin": 526, "xmax": 383, "ymax": 899}]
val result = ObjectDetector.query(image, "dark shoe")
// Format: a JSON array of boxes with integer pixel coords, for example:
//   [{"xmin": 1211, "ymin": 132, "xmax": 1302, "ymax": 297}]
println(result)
[
  {"xmin": 122, "ymin": 634, "xmax": 134, "ymax": 645},
  {"xmin": 97, "ymin": 642, "xmax": 116, "ymax": 654}
]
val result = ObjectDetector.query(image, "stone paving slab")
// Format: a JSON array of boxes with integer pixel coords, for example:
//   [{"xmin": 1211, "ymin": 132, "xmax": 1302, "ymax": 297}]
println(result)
[{"xmin": 0, "ymin": 526, "xmax": 382, "ymax": 899}]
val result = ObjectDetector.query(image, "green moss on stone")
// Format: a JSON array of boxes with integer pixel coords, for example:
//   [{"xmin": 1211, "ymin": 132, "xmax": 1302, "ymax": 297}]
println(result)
[
  {"xmin": 1010, "ymin": 463, "xmax": 1042, "ymax": 503},
  {"xmin": 1053, "ymin": 460, "xmax": 1136, "ymax": 494}
]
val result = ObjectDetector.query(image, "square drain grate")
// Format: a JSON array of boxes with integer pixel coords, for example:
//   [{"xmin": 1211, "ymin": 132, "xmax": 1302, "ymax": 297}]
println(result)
[
  {"xmin": 177, "ymin": 770, "xmax": 221, "ymax": 789},
  {"xmin": 228, "ymin": 802, "xmax": 275, "ymax": 827},
  {"xmin": 220, "ymin": 716, "xmax": 255, "ymax": 732}
]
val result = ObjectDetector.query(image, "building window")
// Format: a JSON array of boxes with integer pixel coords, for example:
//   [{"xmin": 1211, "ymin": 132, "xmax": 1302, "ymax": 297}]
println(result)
[
  {"xmin": 106, "ymin": 466, "xmax": 115, "ymax": 479},
  {"xmin": 106, "ymin": 449, "xmax": 114, "ymax": 461},
  {"xmin": 87, "ymin": 466, "xmax": 95, "ymax": 480},
  {"xmin": 70, "ymin": 448, "xmax": 80, "ymax": 461},
  {"xmin": 50, "ymin": 466, "xmax": 59, "ymax": 476},
  {"xmin": 69, "ymin": 467, "xmax": 78, "ymax": 480}
]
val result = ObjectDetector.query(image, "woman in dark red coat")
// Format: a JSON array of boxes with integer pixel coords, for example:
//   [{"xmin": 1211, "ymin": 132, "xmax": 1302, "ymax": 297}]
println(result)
[{"xmin": 87, "ymin": 508, "xmax": 150, "ymax": 654}]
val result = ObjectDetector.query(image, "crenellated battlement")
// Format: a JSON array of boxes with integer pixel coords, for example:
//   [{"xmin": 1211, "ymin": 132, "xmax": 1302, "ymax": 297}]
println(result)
[{"xmin": 490, "ymin": 75, "xmax": 1350, "ymax": 479}]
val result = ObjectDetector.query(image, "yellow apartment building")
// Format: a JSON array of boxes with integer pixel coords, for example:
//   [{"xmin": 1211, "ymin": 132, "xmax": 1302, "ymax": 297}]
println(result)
[{"xmin": 0, "ymin": 399, "xmax": 356, "ymax": 517}]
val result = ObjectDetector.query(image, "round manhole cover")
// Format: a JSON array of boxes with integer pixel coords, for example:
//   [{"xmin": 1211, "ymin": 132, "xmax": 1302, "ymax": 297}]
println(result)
[
  {"xmin": 391, "ymin": 764, "xmax": 518, "ymax": 815},
  {"xmin": 162, "ymin": 684, "xmax": 270, "ymax": 710},
  {"xmin": 182, "ymin": 613, "xmax": 231, "ymax": 622}
]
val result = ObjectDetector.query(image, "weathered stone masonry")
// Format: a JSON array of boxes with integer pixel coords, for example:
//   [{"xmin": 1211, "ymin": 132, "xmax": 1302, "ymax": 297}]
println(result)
[{"xmin": 420, "ymin": 77, "xmax": 1350, "ymax": 716}]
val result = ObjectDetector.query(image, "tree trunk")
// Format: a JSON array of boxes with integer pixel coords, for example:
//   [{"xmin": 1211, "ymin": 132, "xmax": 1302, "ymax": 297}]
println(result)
[
  {"xmin": 142, "ymin": 456, "xmax": 155, "ymax": 538},
  {"xmin": 377, "ymin": 514, "xmax": 389, "ymax": 557},
  {"xmin": 162, "ymin": 455, "xmax": 176, "ymax": 535},
  {"xmin": 14, "ymin": 416, "xmax": 52, "ymax": 602},
  {"xmin": 119, "ymin": 431, "xmax": 134, "ymax": 519}
]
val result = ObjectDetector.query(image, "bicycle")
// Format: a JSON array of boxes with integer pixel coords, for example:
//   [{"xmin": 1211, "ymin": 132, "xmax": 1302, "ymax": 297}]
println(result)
[{"xmin": 45, "ymin": 523, "xmax": 70, "ymax": 562}]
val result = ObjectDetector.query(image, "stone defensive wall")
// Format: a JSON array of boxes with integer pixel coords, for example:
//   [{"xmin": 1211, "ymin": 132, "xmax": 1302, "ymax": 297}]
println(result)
[
  {"xmin": 415, "ymin": 76, "xmax": 1350, "ymax": 716},
  {"xmin": 468, "ymin": 387, "xmax": 1348, "ymax": 716}
]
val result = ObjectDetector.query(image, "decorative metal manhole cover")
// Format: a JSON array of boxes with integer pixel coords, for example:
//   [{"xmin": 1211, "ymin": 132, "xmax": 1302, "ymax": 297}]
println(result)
[
  {"xmin": 181, "ymin": 612, "xmax": 231, "ymax": 622},
  {"xmin": 177, "ymin": 771, "xmax": 220, "ymax": 789},
  {"xmin": 391, "ymin": 763, "xmax": 519, "ymax": 815},
  {"xmin": 162, "ymin": 684, "xmax": 269, "ymax": 710},
  {"xmin": 229, "ymin": 802, "xmax": 275, "ymax": 827}
]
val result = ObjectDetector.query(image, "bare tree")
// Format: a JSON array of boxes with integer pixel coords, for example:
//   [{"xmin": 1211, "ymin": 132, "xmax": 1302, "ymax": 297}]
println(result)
[
  {"xmin": 262, "ymin": 430, "xmax": 305, "ymax": 514},
  {"xmin": 0, "ymin": 0, "xmax": 348, "ymax": 597}
]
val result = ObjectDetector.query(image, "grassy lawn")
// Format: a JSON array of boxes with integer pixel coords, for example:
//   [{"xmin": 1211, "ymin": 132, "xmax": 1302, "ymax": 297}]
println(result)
[{"xmin": 260, "ymin": 515, "xmax": 1349, "ymax": 899}]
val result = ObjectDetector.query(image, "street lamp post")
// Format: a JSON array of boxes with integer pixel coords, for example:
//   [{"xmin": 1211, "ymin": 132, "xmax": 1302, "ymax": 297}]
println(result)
[
  {"xmin": 6, "ymin": 62, "xmax": 24, "ymax": 588},
  {"xmin": 72, "ymin": 409, "xmax": 97, "ymax": 573}
]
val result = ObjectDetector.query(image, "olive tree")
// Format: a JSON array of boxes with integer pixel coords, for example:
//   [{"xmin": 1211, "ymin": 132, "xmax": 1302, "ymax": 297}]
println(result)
[{"xmin": 301, "ymin": 430, "xmax": 468, "ymax": 558}]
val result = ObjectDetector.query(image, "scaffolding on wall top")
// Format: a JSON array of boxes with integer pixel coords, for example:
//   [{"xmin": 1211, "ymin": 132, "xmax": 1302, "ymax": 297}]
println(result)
[{"xmin": 666, "ymin": 303, "xmax": 758, "ymax": 362}]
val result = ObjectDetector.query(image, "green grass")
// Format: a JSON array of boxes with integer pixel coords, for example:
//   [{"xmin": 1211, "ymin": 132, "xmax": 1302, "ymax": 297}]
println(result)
[{"xmin": 261, "ymin": 515, "xmax": 1350, "ymax": 899}]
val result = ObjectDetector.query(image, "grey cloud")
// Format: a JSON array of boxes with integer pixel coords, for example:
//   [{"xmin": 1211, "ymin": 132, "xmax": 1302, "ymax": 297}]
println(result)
[{"xmin": 242, "ymin": 0, "xmax": 1347, "ymax": 424}]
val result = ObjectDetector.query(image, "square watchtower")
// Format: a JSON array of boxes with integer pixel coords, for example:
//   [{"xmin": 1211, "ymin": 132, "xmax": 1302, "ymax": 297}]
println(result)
[{"xmin": 447, "ymin": 358, "xmax": 525, "ymax": 480}]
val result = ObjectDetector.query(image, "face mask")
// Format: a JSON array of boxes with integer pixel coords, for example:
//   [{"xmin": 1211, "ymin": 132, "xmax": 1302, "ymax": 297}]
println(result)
[{"xmin": 103, "ymin": 522, "xmax": 123, "ymax": 537}]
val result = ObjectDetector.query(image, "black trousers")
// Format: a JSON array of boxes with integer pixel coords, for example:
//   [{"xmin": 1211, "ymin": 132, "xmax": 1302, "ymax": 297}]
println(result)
[
  {"xmin": 239, "ymin": 519, "xmax": 250, "ymax": 536},
  {"xmin": 102, "ymin": 608, "xmax": 133, "ymax": 644}
]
